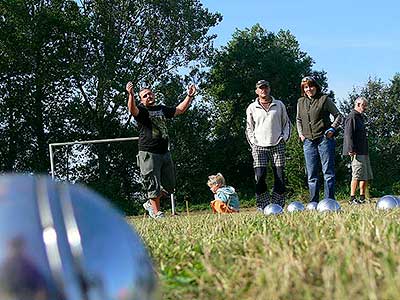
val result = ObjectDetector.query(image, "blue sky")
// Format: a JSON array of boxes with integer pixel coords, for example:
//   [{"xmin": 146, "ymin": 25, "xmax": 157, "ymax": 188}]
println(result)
[{"xmin": 201, "ymin": 0, "xmax": 400, "ymax": 101}]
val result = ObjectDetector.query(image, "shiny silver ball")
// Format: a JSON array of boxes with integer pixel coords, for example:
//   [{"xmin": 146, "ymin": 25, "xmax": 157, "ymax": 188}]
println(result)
[
  {"xmin": 286, "ymin": 201, "xmax": 305, "ymax": 212},
  {"xmin": 376, "ymin": 195, "xmax": 398, "ymax": 210},
  {"xmin": 317, "ymin": 198, "xmax": 341, "ymax": 212},
  {"xmin": 263, "ymin": 203, "xmax": 283, "ymax": 215},
  {"xmin": 0, "ymin": 174, "xmax": 157, "ymax": 300},
  {"xmin": 306, "ymin": 202, "xmax": 318, "ymax": 210}
]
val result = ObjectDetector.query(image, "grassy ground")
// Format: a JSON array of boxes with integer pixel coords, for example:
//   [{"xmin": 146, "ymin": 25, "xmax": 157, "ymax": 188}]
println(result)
[{"xmin": 128, "ymin": 202, "xmax": 400, "ymax": 300}]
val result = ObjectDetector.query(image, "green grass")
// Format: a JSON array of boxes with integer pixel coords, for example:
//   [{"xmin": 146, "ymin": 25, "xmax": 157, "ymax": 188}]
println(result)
[{"xmin": 128, "ymin": 203, "xmax": 400, "ymax": 300}]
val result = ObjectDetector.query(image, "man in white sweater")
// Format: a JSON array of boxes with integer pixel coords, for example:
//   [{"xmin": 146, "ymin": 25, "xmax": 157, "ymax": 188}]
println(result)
[{"xmin": 246, "ymin": 80, "xmax": 291, "ymax": 210}]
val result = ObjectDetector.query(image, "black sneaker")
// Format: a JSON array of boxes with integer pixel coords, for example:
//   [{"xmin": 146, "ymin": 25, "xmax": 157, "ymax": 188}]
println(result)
[
  {"xmin": 357, "ymin": 198, "xmax": 366, "ymax": 204},
  {"xmin": 348, "ymin": 198, "xmax": 361, "ymax": 205}
]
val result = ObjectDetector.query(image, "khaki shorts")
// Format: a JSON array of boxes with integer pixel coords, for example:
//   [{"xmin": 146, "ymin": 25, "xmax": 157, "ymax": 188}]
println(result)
[
  {"xmin": 351, "ymin": 154, "xmax": 373, "ymax": 180},
  {"xmin": 137, "ymin": 151, "xmax": 176, "ymax": 199}
]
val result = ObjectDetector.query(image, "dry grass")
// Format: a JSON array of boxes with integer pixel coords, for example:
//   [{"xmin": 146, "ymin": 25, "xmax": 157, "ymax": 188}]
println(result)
[{"xmin": 128, "ymin": 203, "xmax": 400, "ymax": 300}]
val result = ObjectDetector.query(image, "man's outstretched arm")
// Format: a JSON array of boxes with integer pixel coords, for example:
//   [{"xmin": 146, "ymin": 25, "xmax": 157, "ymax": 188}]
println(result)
[
  {"xmin": 126, "ymin": 81, "xmax": 139, "ymax": 117},
  {"xmin": 175, "ymin": 84, "xmax": 196, "ymax": 116}
]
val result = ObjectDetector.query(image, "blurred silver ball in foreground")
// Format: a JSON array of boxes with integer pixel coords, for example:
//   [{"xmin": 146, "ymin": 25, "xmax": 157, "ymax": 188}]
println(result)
[{"xmin": 0, "ymin": 174, "xmax": 157, "ymax": 300}]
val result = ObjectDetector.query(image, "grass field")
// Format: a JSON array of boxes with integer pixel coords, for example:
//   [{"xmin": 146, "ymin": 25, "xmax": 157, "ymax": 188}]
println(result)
[{"xmin": 128, "ymin": 202, "xmax": 400, "ymax": 300}]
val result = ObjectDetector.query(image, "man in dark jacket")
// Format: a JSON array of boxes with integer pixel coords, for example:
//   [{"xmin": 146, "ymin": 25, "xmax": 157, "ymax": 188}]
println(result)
[{"xmin": 343, "ymin": 97, "xmax": 373, "ymax": 204}]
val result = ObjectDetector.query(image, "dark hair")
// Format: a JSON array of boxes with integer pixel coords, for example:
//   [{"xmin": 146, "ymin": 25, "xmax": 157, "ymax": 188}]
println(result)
[
  {"xmin": 139, "ymin": 87, "xmax": 152, "ymax": 94},
  {"xmin": 300, "ymin": 76, "xmax": 321, "ymax": 96}
]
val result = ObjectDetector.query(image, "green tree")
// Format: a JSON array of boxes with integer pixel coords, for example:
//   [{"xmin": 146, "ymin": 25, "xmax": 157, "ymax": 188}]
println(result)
[
  {"xmin": 64, "ymin": 0, "xmax": 221, "ymax": 210},
  {"xmin": 1, "ymin": 0, "xmax": 221, "ymax": 213},
  {"xmin": 0, "ymin": 0, "xmax": 87, "ymax": 172}
]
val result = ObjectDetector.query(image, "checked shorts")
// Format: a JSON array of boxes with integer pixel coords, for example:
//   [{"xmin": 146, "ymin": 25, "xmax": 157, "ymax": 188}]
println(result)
[{"xmin": 251, "ymin": 142, "xmax": 286, "ymax": 168}]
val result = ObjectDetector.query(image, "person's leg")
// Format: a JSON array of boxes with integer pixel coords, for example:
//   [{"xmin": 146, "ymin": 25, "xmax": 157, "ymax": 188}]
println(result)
[
  {"xmin": 210, "ymin": 200, "xmax": 230, "ymax": 213},
  {"xmin": 353, "ymin": 155, "xmax": 372, "ymax": 203},
  {"xmin": 319, "ymin": 137, "xmax": 336, "ymax": 199},
  {"xmin": 359, "ymin": 180, "xmax": 368, "ymax": 200},
  {"xmin": 348, "ymin": 155, "xmax": 361, "ymax": 203},
  {"xmin": 160, "ymin": 151, "xmax": 176, "ymax": 196},
  {"xmin": 351, "ymin": 179, "xmax": 358, "ymax": 196},
  {"xmin": 148, "ymin": 196, "xmax": 162, "ymax": 216},
  {"xmin": 270, "ymin": 142, "xmax": 286, "ymax": 207},
  {"xmin": 252, "ymin": 145, "xmax": 270, "ymax": 209},
  {"xmin": 349, "ymin": 154, "xmax": 359, "ymax": 202},
  {"xmin": 360, "ymin": 155, "xmax": 373, "ymax": 202},
  {"xmin": 138, "ymin": 151, "xmax": 162, "ymax": 216},
  {"xmin": 144, "ymin": 151, "xmax": 174, "ymax": 216},
  {"xmin": 303, "ymin": 139, "xmax": 320, "ymax": 202},
  {"xmin": 210, "ymin": 200, "xmax": 218, "ymax": 213},
  {"xmin": 255, "ymin": 167, "xmax": 269, "ymax": 209}
]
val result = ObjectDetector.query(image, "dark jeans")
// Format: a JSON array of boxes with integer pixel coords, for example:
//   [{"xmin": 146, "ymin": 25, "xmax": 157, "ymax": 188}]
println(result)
[
  {"xmin": 303, "ymin": 137, "xmax": 336, "ymax": 202},
  {"xmin": 255, "ymin": 166, "xmax": 285, "ymax": 196}
]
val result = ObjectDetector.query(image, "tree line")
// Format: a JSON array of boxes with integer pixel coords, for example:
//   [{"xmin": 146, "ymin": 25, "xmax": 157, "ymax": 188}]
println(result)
[{"xmin": 1, "ymin": 0, "xmax": 399, "ymax": 214}]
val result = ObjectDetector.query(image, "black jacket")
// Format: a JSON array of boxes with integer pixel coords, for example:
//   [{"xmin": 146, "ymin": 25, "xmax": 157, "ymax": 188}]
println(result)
[{"xmin": 342, "ymin": 109, "xmax": 369, "ymax": 155}]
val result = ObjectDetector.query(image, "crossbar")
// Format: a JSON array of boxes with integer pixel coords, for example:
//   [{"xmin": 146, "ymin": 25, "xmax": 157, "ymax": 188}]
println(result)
[
  {"xmin": 49, "ymin": 137, "xmax": 139, "ymax": 179},
  {"xmin": 48, "ymin": 136, "xmax": 177, "ymax": 215}
]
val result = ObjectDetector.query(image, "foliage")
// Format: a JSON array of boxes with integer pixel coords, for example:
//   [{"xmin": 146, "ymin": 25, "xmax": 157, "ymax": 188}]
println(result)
[
  {"xmin": 0, "ymin": 0, "xmax": 221, "ymax": 213},
  {"xmin": 131, "ymin": 206, "xmax": 400, "ymax": 300},
  {"xmin": 2, "ymin": 0, "xmax": 399, "ymax": 212},
  {"xmin": 0, "ymin": 0, "xmax": 87, "ymax": 171}
]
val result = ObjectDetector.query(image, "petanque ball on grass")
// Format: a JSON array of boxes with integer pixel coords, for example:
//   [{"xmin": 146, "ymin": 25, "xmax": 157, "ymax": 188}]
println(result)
[
  {"xmin": 263, "ymin": 203, "xmax": 283, "ymax": 216},
  {"xmin": 317, "ymin": 198, "xmax": 341, "ymax": 213},
  {"xmin": 376, "ymin": 195, "xmax": 398, "ymax": 210},
  {"xmin": 0, "ymin": 174, "xmax": 157, "ymax": 300},
  {"xmin": 306, "ymin": 202, "xmax": 318, "ymax": 210},
  {"xmin": 287, "ymin": 201, "xmax": 305, "ymax": 213}
]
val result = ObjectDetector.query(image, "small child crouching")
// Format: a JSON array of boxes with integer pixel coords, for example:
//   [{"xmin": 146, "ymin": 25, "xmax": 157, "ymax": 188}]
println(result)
[{"xmin": 207, "ymin": 173, "xmax": 239, "ymax": 213}]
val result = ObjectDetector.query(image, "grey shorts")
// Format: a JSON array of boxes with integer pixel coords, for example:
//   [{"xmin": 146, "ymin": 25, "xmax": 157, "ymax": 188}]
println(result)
[
  {"xmin": 351, "ymin": 154, "xmax": 373, "ymax": 180},
  {"xmin": 137, "ymin": 151, "xmax": 176, "ymax": 199}
]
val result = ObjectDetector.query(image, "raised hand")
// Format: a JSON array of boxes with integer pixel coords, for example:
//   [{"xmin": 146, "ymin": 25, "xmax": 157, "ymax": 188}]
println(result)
[
  {"xmin": 187, "ymin": 84, "xmax": 197, "ymax": 97},
  {"xmin": 126, "ymin": 82, "xmax": 139, "ymax": 116},
  {"xmin": 126, "ymin": 81, "xmax": 134, "ymax": 95}
]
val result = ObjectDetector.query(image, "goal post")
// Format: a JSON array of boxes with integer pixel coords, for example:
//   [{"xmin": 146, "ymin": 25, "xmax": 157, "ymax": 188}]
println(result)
[{"xmin": 48, "ymin": 137, "xmax": 177, "ymax": 215}]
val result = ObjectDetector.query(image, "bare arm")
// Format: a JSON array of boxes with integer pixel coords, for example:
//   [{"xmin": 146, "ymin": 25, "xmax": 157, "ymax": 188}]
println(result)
[
  {"xmin": 175, "ymin": 84, "xmax": 196, "ymax": 116},
  {"xmin": 126, "ymin": 81, "xmax": 139, "ymax": 116}
]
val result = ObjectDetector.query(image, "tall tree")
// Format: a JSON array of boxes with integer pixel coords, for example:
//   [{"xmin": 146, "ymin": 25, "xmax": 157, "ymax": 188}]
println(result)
[
  {"xmin": 1, "ymin": 0, "xmax": 221, "ymax": 212},
  {"xmin": 0, "ymin": 0, "xmax": 87, "ymax": 172}
]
